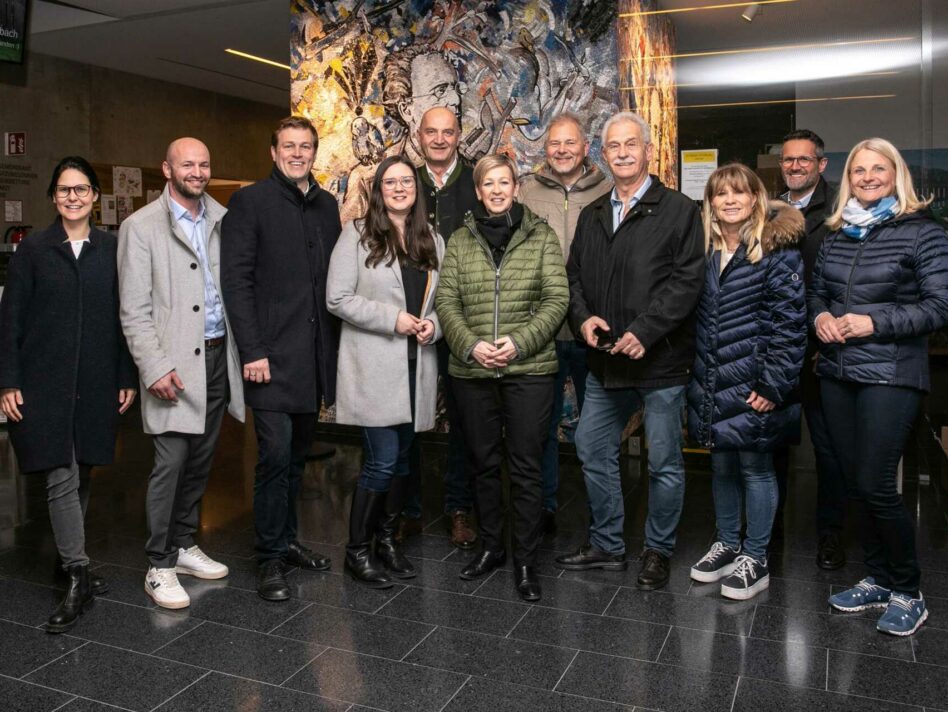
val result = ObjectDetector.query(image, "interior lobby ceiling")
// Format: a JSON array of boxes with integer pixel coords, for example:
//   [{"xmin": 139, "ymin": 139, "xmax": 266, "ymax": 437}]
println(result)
[{"xmin": 25, "ymin": 0, "xmax": 927, "ymax": 109}]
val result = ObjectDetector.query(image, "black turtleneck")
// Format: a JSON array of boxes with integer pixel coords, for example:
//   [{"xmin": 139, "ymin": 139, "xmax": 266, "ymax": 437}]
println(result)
[{"xmin": 474, "ymin": 202, "xmax": 524, "ymax": 267}]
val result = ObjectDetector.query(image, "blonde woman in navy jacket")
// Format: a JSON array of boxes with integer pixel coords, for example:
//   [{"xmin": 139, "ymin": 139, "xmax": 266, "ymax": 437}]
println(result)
[{"xmin": 687, "ymin": 163, "xmax": 806, "ymax": 601}]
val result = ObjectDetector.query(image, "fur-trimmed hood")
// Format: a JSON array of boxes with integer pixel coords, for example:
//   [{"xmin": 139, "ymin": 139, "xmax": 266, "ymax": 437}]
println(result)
[{"xmin": 761, "ymin": 200, "xmax": 805, "ymax": 254}]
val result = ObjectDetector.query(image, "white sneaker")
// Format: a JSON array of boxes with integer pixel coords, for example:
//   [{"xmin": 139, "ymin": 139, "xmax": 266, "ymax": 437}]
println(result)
[
  {"xmin": 145, "ymin": 567, "xmax": 190, "ymax": 609},
  {"xmin": 175, "ymin": 545, "xmax": 229, "ymax": 580}
]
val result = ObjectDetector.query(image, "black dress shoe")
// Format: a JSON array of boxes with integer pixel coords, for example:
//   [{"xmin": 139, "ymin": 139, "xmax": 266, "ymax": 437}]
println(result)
[
  {"xmin": 636, "ymin": 548, "xmax": 670, "ymax": 590},
  {"xmin": 817, "ymin": 532, "xmax": 846, "ymax": 570},
  {"xmin": 257, "ymin": 559, "xmax": 291, "ymax": 601},
  {"xmin": 55, "ymin": 560, "xmax": 109, "ymax": 596},
  {"xmin": 554, "ymin": 545, "xmax": 627, "ymax": 571},
  {"xmin": 47, "ymin": 564, "xmax": 93, "ymax": 634},
  {"xmin": 459, "ymin": 549, "xmax": 506, "ymax": 580},
  {"xmin": 515, "ymin": 564, "xmax": 541, "ymax": 602},
  {"xmin": 285, "ymin": 541, "xmax": 331, "ymax": 572}
]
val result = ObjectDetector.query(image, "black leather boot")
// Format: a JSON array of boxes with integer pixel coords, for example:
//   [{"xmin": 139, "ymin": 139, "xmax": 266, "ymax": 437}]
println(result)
[
  {"xmin": 376, "ymin": 477, "xmax": 416, "ymax": 579},
  {"xmin": 47, "ymin": 564, "xmax": 93, "ymax": 634},
  {"xmin": 55, "ymin": 556, "xmax": 109, "ymax": 595},
  {"xmin": 345, "ymin": 487, "xmax": 393, "ymax": 589}
]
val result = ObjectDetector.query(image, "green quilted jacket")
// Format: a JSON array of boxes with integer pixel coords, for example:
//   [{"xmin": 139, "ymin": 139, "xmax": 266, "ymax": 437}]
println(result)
[{"xmin": 437, "ymin": 205, "xmax": 569, "ymax": 379}]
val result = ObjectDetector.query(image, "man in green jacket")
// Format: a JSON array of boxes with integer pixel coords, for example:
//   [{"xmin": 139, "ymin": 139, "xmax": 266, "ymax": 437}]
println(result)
[{"xmin": 519, "ymin": 112, "xmax": 611, "ymax": 533}]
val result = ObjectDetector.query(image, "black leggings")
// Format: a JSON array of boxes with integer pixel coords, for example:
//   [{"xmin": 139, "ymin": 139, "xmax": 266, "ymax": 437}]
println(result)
[{"xmin": 820, "ymin": 378, "xmax": 921, "ymax": 596}]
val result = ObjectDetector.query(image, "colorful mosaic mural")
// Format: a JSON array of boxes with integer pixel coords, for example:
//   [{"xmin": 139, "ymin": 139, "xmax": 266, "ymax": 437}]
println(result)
[{"xmin": 290, "ymin": 0, "xmax": 621, "ymax": 221}]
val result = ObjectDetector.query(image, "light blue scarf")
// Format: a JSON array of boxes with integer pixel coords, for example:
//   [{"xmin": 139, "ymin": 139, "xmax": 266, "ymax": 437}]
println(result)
[{"xmin": 840, "ymin": 196, "xmax": 897, "ymax": 240}]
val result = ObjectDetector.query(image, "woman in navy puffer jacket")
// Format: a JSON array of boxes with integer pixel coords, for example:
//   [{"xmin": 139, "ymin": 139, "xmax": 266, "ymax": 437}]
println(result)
[
  {"xmin": 810, "ymin": 138, "xmax": 948, "ymax": 637},
  {"xmin": 687, "ymin": 163, "xmax": 806, "ymax": 602}
]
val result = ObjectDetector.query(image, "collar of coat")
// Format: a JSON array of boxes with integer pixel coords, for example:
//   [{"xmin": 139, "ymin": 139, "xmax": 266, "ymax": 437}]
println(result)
[
  {"xmin": 45, "ymin": 217, "xmax": 107, "ymax": 254},
  {"xmin": 531, "ymin": 159, "xmax": 609, "ymax": 193},
  {"xmin": 157, "ymin": 183, "xmax": 225, "ymax": 227},
  {"xmin": 781, "ymin": 175, "xmax": 833, "ymax": 217},
  {"xmin": 759, "ymin": 201, "xmax": 806, "ymax": 254},
  {"xmin": 417, "ymin": 157, "xmax": 470, "ymax": 190},
  {"xmin": 270, "ymin": 166, "xmax": 323, "ymax": 203},
  {"xmin": 462, "ymin": 202, "xmax": 544, "ymax": 253}
]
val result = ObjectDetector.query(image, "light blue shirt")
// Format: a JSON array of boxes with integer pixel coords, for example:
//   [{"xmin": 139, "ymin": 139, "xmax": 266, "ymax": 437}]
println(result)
[
  {"xmin": 782, "ymin": 188, "xmax": 814, "ymax": 210},
  {"xmin": 170, "ymin": 196, "xmax": 225, "ymax": 339},
  {"xmin": 611, "ymin": 175, "xmax": 653, "ymax": 232}
]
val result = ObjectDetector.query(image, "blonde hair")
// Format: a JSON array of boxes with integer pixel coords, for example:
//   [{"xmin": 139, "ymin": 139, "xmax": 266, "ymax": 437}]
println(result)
[
  {"xmin": 473, "ymin": 153, "xmax": 518, "ymax": 186},
  {"xmin": 701, "ymin": 163, "xmax": 769, "ymax": 265},
  {"xmin": 826, "ymin": 137, "xmax": 932, "ymax": 231}
]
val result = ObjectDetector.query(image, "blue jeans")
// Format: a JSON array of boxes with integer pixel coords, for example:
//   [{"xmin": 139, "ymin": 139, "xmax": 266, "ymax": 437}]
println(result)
[
  {"xmin": 402, "ymin": 342, "xmax": 472, "ymax": 518},
  {"xmin": 541, "ymin": 340, "xmax": 589, "ymax": 512},
  {"xmin": 711, "ymin": 449, "xmax": 778, "ymax": 561},
  {"xmin": 361, "ymin": 360, "xmax": 417, "ymax": 493},
  {"xmin": 575, "ymin": 373, "xmax": 686, "ymax": 556}
]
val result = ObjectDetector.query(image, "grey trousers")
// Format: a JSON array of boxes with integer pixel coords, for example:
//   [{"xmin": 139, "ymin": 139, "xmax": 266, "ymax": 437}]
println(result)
[
  {"xmin": 145, "ymin": 343, "xmax": 228, "ymax": 568},
  {"xmin": 46, "ymin": 454, "xmax": 93, "ymax": 568}
]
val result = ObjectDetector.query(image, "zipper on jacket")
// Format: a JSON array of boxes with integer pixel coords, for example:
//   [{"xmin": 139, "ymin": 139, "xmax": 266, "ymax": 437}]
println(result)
[
  {"xmin": 472, "ymin": 224, "xmax": 513, "ymax": 380},
  {"xmin": 840, "ymin": 239, "xmax": 868, "ymax": 379}
]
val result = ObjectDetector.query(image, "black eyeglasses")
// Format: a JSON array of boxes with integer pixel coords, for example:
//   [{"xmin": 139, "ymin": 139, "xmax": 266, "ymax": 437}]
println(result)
[
  {"xmin": 55, "ymin": 184, "xmax": 93, "ymax": 198},
  {"xmin": 779, "ymin": 156, "xmax": 819, "ymax": 168}
]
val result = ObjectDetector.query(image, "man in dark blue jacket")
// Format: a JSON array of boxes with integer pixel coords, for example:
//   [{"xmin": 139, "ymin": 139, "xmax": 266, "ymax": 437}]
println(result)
[
  {"xmin": 778, "ymin": 129, "xmax": 846, "ymax": 570},
  {"xmin": 554, "ymin": 111, "xmax": 705, "ymax": 590},
  {"xmin": 222, "ymin": 116, "xmax": 341, "ymax": 601}
]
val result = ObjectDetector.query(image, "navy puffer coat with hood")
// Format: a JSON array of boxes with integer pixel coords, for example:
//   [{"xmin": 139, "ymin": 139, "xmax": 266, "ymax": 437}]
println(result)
[
  {"xmin": 688, "ymin": 202, "xmax": 807, "ymax": 451},
  {"xmin": 808, "ymin": 210, "xmax": 948, "ymax": 392}
]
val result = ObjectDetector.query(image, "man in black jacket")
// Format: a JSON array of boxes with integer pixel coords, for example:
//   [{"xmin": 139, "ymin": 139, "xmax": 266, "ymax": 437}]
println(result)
[
  {"xmin": 221, "ymin": 116, "xmax": 341, "ymax": 601},
  {"xmin": 400, "ymin": 106, "xmax": 481, "ymax": 550},
  {"xmin": 779, "ymin": 128, "xmax": 846, "ymax": 570},
  {"xmin": 554, "ymin": 111, "xmax": 705, "ymax": 591}
]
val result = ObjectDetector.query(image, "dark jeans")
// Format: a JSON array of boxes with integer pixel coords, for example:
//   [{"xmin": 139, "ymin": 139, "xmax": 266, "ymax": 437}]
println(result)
[
  {"xmin": 540, "ymin": 339, "xmax": 588, "ymax": 512},
  {"xmin": 820, "ymin": 378, "xmax": 922, "ymax": 596},
  {"xmin": 253, "ymin": 408, "xmax": 317, "ymax": 563},
  {"xmin": 145, "ymin": 344, "xmax": 228, "ymax": 568},
  {"xmin": 712, "ymin": 449, "xmax": 777, "ymax": 561},
  {"xmin": 403, "ymin": 340, "xmax": 472, "ymax": 518},
  {"xmin": 453, "ymin": 375, "xmax": 554, "ymax": 566},
  {"xmin": 360, "ymin": 361, "xmax": 416, "ymax": 493},
  {"xmin": 804, "ymin": 396, "xmax": 847, "ymax": 535}
]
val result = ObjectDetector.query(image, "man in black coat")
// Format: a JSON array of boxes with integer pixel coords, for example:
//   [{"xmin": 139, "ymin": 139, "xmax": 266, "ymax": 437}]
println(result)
[
  {"xmin": 554, "ymin": 112, "xmax": 705, "ymax": 591},
  {"xmin": 778, "ymin": 128, "xmax": 847, "ymax": 570},
  {"xmin": 221, "ymin": 116, "xmax": 341, "ymax": 601},
  {"xmin": 402, "ymin": 106, "xmax": 480, "ymax": 549}
]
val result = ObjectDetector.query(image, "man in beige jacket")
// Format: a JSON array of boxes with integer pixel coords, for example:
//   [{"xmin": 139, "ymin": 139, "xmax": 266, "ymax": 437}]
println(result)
[
  {"xmin": 119, "ymin": 138, "xmax": 245, "ymax": 609},
  {"xmin": 518, "ymin": 113, "xmax": 611, "ymax": 533}
]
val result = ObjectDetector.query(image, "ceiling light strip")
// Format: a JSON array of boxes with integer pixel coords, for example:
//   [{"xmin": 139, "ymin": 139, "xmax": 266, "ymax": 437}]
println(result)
[
  {"xmin": 618, "ymin": 71, "xmax": 901, "ymax": 91},
  {"xmin": 622, "ymin": 36, "xmax": 915, "ymax": 62},
  {"xmin": 225, "ymin": 48, "xmax": 291, "ymax": 71},
  {"xmin": 620, "ymin": 0, "xmax": 797, "ymax": 17},
  {"xmin": 678, "ymin": 94, "xmax": 896, "ymax": 109}
]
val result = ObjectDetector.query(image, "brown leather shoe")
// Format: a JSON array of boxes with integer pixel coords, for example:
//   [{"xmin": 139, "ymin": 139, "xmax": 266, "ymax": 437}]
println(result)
[
  {"xmin": 449, "ymin": 510, "xmax": 477, "ymax": 549},
  {"xmin": 394, "ymin": 516, "xmax": 424, "ymax": 544}
]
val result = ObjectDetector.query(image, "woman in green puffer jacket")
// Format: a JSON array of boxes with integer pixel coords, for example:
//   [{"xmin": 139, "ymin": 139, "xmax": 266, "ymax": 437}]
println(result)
[{"xmin": 436, "ymin": 153, "xmax": 569, "ymax": 602}]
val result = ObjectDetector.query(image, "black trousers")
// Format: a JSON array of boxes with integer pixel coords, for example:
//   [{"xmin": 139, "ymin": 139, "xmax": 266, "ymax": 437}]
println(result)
[
  {"xmin": 452, "ymin": 375, "xmax": 553, "ymax": 566},
  {"xmin": 252, "ymin": 408, "xmax": 317, "ymax": 563},
  {"xmin": 145, "ymin": 343, "xmax": 228, "ymax": 568},
  {"xmin": 820, "ymin": 378, "xmax": 922, "ymax": 596}
]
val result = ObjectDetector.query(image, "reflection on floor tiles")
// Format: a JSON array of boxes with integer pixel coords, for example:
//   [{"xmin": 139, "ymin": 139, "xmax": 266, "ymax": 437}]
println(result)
[{"xmin": 0, "ymin": 412, "xmax": 946, "ymax": 711}]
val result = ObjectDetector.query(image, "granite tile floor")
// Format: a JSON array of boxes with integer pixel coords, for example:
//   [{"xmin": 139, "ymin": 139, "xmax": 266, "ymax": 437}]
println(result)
[{"xmin": 0, "ymin": 411, "xmax": 946, "ymax": 712}]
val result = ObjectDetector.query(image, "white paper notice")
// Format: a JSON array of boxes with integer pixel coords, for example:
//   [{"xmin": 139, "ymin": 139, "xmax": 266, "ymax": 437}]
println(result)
[
  {"xmin": 680, "ymin": 149, "xmax": 719, "ymax": 201},
  {"xmin": 113, "ymin": 166, "xmax": 143, "ymax": 197},
  {"xmin": 4, "ymin": 200, "xmax": 23, "ymax": 222},
  {"xmin": 100, "ymin": 194, "xmax": 117, "ymax": 224}
]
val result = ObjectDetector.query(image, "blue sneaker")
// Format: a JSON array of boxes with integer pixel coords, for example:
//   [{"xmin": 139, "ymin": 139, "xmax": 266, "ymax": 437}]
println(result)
[
  {"xmin": 829, "ymin": 577, "xmax": 891, "ymax": 612},
  {"xmin": 877, "ymin": 592, "xmax": 928, "ymax": 636}
]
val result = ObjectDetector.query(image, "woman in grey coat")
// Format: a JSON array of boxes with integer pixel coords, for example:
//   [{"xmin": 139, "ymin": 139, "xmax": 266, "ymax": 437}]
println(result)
[{"xmin": 327, "ymin": 155, "xmax": 443, "ymax": 588}]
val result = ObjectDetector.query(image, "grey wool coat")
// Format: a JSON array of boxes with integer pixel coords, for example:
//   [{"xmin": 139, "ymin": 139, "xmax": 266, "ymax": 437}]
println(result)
[
  {"xmin": 326, "ymin": 221, "xmax": 444, "ymax": 431},
  {"xmin": 118, "ymin": 185, "xmax": 245, "ymax": 435}
]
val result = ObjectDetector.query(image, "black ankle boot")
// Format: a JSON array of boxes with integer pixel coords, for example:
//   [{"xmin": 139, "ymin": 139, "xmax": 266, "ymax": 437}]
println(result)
[
  {"xmin": 376, "ymin": 477, "xmax": 416, "ymax": 579},
  {"xmin": 47, "ymin": 564, "xmax": 93, "ymax": 634},
  {"xmin": 345, "ymin": 487, "xmax": 393, "ymax": 589},
  {"xmin": 55, "ymin": 557, "xmax": 109, "ymax": 595}
]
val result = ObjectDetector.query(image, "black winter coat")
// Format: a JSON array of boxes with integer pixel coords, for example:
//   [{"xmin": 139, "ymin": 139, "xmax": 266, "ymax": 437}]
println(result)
[
  {"xmin": 808, "ymin": 210, "xmax": 948, "ymax": 392},
  {"xmin": 221, "ymin": 168, "xmax": 341, "ymax": 411},
  {"xmin": 567, "ymin": 177, "xmax": 705, "ymax": 388},
  {"xmin": 688, "ymin": 203, "xmax": 807, "ymax": 452},
  {"xmin": 0, "ymin": 221, "xmax": 137, "ymax": 472}
]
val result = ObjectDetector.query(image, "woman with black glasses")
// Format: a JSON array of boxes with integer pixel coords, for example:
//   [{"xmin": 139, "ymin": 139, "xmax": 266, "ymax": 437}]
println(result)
[{"xmin": 0, "ymin": 156, "xmax": 137, "ymax": 632}]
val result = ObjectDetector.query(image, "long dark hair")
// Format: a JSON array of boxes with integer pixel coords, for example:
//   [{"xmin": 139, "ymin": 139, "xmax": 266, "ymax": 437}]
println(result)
[
  {"xmin": 47, "ymin": 156, "xmax": 101, "ymax": 199},
  {"xmin": 362, "ymin": 155, "xmax": 438, "ymax": 270}
]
